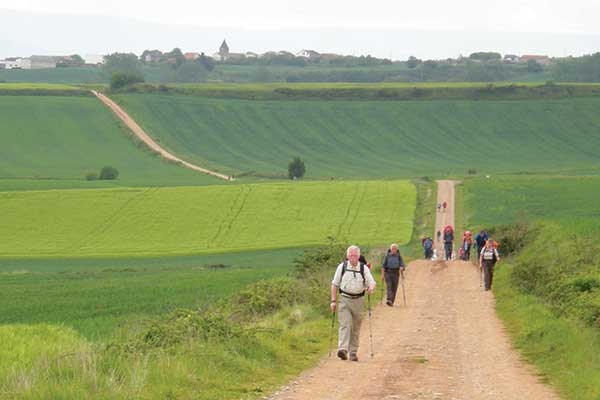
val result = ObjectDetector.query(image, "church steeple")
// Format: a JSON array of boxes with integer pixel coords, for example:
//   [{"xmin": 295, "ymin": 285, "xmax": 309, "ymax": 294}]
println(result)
[{"xmin": 219, "ymin": 40, "xmax": 230, "ymax": 58}]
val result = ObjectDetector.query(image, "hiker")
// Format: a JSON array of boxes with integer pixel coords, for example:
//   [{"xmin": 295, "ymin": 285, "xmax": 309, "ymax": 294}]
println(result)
[
  {"xmin": 331, "ymin": 245, "xmax": 376, "ymax": 361},
  {"xmin": 422, "ymin": 237, "xmax": 434, "ymax": 259},
  {"xmin": 461, "ymin": 230, "xmax": 473, "ymax": 261},
  {"xmin": 442, "ymin": 201, "xmax": 447, "ymax": 212},
  {"xmin": 381, "ymin": 243, "xmax": 406, "ymax": 306},
  {"xmin": 358, "ymin": 254, "xmax": 372, "ymax": 269},
  {"xmin": 479, "ymin": 239, "xmax": 500, "ymax": 290},
  {"xmin": 443, "ymin": 225, "xmax": 454, "ymax": 260},
  {"xmin": 436, "ymin": 230, "xmax": 441, "ymax": 243},
  {"xmin": 475, "ymin": 230, "xmax": 489, "ymax": 257},
  {"xmin": 436, "ymin": 202, "xmax": 441, "ymax": 212}
]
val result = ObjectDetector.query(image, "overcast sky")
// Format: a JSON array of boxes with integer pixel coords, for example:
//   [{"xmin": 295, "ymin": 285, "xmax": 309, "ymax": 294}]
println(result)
[{"xmin": 2, "ymin": 0, "xmax": 600, "ymax": 59}]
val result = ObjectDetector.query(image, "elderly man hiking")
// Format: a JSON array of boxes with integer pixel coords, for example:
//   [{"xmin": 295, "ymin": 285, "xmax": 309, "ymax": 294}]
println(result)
[
  {"xmin": 381, "ymin": 243, "xmax": 406, "ymax": 306},
  {"xmin": 331, "ymin": 245, "xmax": 376, "ymax": 362},
  {"xmin": 479, "ymin": 239, "xmax": 500, "ymax": 291}
]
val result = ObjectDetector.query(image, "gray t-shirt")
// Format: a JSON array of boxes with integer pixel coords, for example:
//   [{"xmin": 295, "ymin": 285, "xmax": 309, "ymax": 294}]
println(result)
[{"xmin": 332, "ymin": 261, "xmax": 376, "ymax": 295}]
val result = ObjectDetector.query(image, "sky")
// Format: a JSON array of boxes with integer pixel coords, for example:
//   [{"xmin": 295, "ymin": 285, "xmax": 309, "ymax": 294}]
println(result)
[{"xmin": 1, "ymin": 0, "xmax": 600, "ymax": 59}]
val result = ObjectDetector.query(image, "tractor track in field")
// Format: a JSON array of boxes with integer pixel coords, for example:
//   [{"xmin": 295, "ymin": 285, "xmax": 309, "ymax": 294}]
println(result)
[
  {"xmin": 91, "ymin": 90, "xmax": 233, "ymax": 181},
  {"xmin": 267, "ymin": 180, "xmax": 561, "ymax": 400}
]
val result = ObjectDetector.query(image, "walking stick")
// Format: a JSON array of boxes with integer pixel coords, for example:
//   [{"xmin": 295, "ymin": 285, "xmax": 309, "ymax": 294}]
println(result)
[
  {"xmin": 367, "ymin": 294, "xmax": 374, "ymax": 358},
  {"xmin": 480, "ymin": 265, "xmax": 484, "ymax": 290},
  {"xmin": 380, "ymin": 272, "xmax": 385, "ymax": 305},
  {"xmin": 328, "ymin": 309, "xmax": 336, "ymax": 358},
  {"xmin": 400, "ymin": 270, "xmax": 407, "ymax": 306}
]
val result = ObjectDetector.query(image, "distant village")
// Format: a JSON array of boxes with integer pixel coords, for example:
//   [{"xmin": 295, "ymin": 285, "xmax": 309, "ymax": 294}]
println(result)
[{"xmin": 0, "ymin": 40, "xmax": 552, "ymax": 70}]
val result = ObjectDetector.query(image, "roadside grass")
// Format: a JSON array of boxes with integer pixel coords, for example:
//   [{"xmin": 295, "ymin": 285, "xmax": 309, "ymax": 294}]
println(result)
[
  {"xmin": 115, "ymin": 94, "xmax": 600, "ymax": 178},
  {"xmin": 0, "ymin": 96, "xmax": 223, "ymax": 188},
  {"xmin": 494, "ymin": 264, "xmax": 600, "ymax": 400},
  {"xmin": 0, "ymin": 181, "xmax": 415, "ymax": 258}
]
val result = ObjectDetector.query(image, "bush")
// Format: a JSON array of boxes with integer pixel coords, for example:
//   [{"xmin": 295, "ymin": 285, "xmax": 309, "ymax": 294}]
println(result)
[
  {"xmin": 468, "ymin": 169, "xmax": 477, "ymax": 175},
  {"xmin": 110, "ymin": 72, "xmax": 144, "ymax": 90},
  {"xmin": 85, "ymin": 172, "xmax": 98, "ymax": 181},
  {"xmin": 99, "ymin": 166, "xmax": 119, "ymax": 180},
  {"xmin": 288, "ymin": 157, "xmax": 306, "ymax": 180}
]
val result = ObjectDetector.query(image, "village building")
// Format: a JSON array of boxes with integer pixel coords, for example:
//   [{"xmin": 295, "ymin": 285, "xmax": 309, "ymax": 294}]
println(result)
[
  {"xmin": 30, "ymin": 55, "xmax": 58, "ymax": 69},
  {"xmin": 184, "ymin": 52, "xmax": 200, "ymax": 61},
  {"xmin": 503, "ymin": 54, "xmax": 520, "ymax": 63},
  {"xmin": 296, "ymin": 49, "xmax": 320, "ymax": 60},
  {"xmin": 519, "ymin": 55, "xmax": 551, "ymax": 65}
]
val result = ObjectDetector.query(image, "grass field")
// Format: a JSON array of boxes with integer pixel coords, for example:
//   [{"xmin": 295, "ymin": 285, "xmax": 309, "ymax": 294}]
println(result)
[
  {"xmin": 115, "ymin": 94, "xmax": 600, "ymax": 178},
  {"xmin": 0, "ymin": 96, "xmax": 223, "ymax": 188},
  {"xmin": 0, "ymin": 180, "xmax": 415, "ymax": 258}
]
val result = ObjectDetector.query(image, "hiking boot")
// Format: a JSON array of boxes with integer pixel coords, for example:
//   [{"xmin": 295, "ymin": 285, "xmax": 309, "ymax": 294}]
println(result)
[
  {"xmin": 386, "ymin": 300, "xmax": 393, "ymax": 306},
  {"xmin": 337, "ymin": 349, "xmax": 348, "ymax": 360},
  {"xmin": 349, "ymin": 353, "xmax": 359, "ymax": 362}
]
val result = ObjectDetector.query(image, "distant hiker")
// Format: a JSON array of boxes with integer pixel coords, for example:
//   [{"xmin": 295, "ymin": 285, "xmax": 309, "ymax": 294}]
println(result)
[
  {"xmin": 381, "ymin": 243, "xmax": 406, "ymax": 306},
  {"xmin": 422, "ymin": 237, "xmax": 434, "ymax": 259},
  {"xmin": 475, "ymin": 230, "xmax": 489, "ymax": 257},
  {"xmin": 437, "ymin": 202, "xmax": 441, "ymax": 212},
  {"xmin": 443, "ymin": 225, "xmax": 454, "ymax": 260},
  {"xmin": 331, "ymin": 245, "xmax": 376, "ymax": 361},
  {"xmin": 461, "ymin": 230, "xmax": 473, "ymax": 261},
  {"xmin": 436, "ymin": 230, "xmax": 441, "ymax": 243},
  {"xmin": 442, "ymin": 201, "xmax": 447, "ymax": 212},
  {"xmin": 479, "ymin": 239, "xmax": 500, "ymax": 291},
  {"xmin": 358, "ymin": 254, "xmax": 372, "ymax": 269}
]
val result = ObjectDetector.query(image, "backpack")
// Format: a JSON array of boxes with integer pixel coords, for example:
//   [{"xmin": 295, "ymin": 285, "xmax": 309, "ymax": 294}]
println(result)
[{"xmin": 339, "ymin": 261, "xmax": 366, "ymax": 296}]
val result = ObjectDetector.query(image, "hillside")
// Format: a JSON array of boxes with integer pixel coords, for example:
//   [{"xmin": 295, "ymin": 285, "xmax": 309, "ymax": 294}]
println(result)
[
  {"xmin": 115, "ymin": 94, "xmax": 600, "ymax": 178},
  {"xmin": 0, "ymin": 95, "xmax": 223, "ymax": 188}
]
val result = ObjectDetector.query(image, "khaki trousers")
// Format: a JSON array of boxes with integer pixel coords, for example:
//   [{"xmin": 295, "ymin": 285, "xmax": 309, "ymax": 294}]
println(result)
[{"xmin": 338, "ymin": 295, "xmax": 364, "ymax": 354}]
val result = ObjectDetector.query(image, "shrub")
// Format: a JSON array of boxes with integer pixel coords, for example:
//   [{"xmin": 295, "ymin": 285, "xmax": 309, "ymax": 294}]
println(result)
[
  {"xmin": 99, "ymin": 166, "xmax": 119, "ymax": 180},
  {"xmin": 468, "ymin": 169, "xmax": 477, "ymax": 175},
  {"xmin": 85, "ymin": 172, "xmax": 98, "ymax": 181},
  {"xmin": 288, "ymin": 157, "xmax": 306, "ymax": 180},
  {"xmin": 110, "ymin": 72, "xmax": 144, "ymax": 90}
]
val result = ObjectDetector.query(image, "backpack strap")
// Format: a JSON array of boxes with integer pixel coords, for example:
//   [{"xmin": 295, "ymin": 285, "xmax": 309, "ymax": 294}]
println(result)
[{"xmin": 339, "ymin": 261, "xmax": 366, "ymax": 296}]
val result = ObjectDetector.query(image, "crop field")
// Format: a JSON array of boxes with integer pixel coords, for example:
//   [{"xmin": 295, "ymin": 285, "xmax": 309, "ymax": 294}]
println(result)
[
  {"xmin": 0, "ymin": 264, "xmax": 288, "ymax": 339},
  {"xmin": 462, "ymin": 175, "xmax": 600, "ymax": 227},
  {"xmin": 116, "ymin": 94, "xmax": 600, "ymax": 178},
  {"xmin": 0, "ymin": 96, "xmax": 223, "ymax": 188},
  {"xmin": 0, "ymin": 180, "xmax": 415, "ymax": 258}
]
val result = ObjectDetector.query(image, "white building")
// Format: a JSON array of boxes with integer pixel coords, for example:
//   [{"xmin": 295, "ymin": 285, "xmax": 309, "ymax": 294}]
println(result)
[
  {"xmin": 84, "ymin": 54, "xmax": 105, "ymax": 65},
  {"xmin": 0, "ymin": 58, "xmax": 31, "ymax": 69}
]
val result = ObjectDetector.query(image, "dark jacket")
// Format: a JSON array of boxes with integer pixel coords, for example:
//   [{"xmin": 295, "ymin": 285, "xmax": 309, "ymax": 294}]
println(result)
[{"xmin": 383, "ymin": 251, "xmax": 405, "ymax": 270}]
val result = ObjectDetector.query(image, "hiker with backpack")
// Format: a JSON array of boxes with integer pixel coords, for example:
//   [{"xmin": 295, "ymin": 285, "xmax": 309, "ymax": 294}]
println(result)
[
  {"xmin": 442, "ymin": 201, "xmax": 447, "ymax": 212},
  {"xmin": 330, "ymin": 245, "xmax": 376, "ymax": 361},
  {"xmin": 422, "ymin": 237, "xmax": 434, "ymax": 259},
  {"xmin": 475, "ymin": 230, "xmax": 489, "ymax": 258},
  {"xmin": 479, "ymin": 239, "xmax": 500, "ymax": 291},
  {"xmin": 381, "ymin": 243, "xmax": 406, "ymax": 306},
  {"xmin": 461, "ymin": 230, "xmax": 473, "ymax": 261},
  {"xmin": 443, "ymin": 225, "xmax": 454, "ymax": 260}
]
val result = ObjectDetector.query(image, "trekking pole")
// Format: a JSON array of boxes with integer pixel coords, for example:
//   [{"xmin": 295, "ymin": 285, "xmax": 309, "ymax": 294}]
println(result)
[
  {"xmin": 367, "ymin": 294, "xmax": 374, "ymax": 358},
  {"xmin": 380, "ymin": 272, "xmax": 384, "ymax": 305},
  {"xmin": 400, "ymin": 270, "xmax": 407, "ymax": 306},
  {"xmin": 328, "ymin": 309, "xmax": 336, "ymax": 358},
  {"xmin": 479, "ymin": 265, "xmax": 484, "ymax": 290}
]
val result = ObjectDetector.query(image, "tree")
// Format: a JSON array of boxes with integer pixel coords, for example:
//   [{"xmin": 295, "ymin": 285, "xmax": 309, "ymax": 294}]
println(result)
[
  {"xmin": 469, "ymin": 52, "xmax": 502, "ymax": 62},
  {"xmin": 406, "ymin": 56, "xmax": 421, "ymax": 68},
  {"xmin": 99, "ymin": 166, "xmax": 119, "ymax": 180},
  {"xmin": 110, "ymin": 72, "xmax": 144, "ymax": 89},
  {"xmin": 103, "ymin": 53, "xmax": 141, "ymax": 75},
  {"xmin": 288, "ymin": 157, "xmax": 305, "ymax": 180},
  {"xmin": 199, "ymin": 52, "xmax": 216, "ymax": 71},
  {"xmin": 174, "ymin": 62, "xmax": 208, "ymax": 82},
  {"xmin": 527, "ymin": 59, "xmax": 543, "ymax": 73}
]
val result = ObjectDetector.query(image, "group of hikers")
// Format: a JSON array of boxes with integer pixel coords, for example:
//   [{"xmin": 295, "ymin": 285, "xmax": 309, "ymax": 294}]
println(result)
[{"xmin": 330, "ymin": 226, "xmax": 500, "ymax": 361}]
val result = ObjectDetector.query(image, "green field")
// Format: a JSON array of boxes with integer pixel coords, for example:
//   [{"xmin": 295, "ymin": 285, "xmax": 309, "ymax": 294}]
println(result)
[
  {"xmin": 0, "ymin": 96, "xmax": 223, "ymax": 188},
  {"xmin": 0, "ymin": 180, "xmax": 415, "ymax": 258},
  {"xmin": 115, "ymin": 94, "xmax": 600, "ymax": 178},
  {"xmin": 462, "ymin": 175, "xmax": 600, "ymax": 227}
]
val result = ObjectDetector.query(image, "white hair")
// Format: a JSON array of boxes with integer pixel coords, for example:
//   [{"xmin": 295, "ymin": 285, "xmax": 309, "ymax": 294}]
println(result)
[
  {"xmin": 346, "ymin": 245, "xmax": 361, "ymax": 256},
  {"xmin": 390, "ymin": 243, "xmax": 399, "ymax": 250}
]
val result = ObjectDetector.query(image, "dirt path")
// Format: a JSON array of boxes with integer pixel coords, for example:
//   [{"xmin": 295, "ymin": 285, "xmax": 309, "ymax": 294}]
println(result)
[
  {"xmin": 91, "ymin": 90, "xmax": 232, "ymax": 181},
  {"xmin": 268, "ymin": 180, "xmax": 560, "ymax": 400}
]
